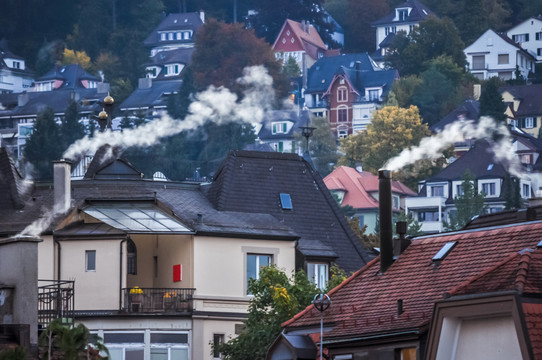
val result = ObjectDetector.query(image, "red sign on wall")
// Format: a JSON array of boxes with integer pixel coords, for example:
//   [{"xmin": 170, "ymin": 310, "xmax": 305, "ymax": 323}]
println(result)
[{"xmin": 173, "ymin": 264, "xmax": 182, "ymax": 282}]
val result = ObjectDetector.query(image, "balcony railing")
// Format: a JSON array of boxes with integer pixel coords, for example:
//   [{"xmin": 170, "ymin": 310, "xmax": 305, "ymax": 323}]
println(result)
[
  {"xmin": 38, "ymin": 280, "xmax": 75, "ymax": 328},
  {"xmin": 122, "ymin": 288, "xmax": 195, "ymax": 313}
]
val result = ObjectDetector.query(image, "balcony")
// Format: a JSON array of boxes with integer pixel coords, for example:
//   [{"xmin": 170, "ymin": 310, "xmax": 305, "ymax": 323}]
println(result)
[
  {"xmin": 38, "ymin": 280, "xmax": 75, "ymax": 328},
  {"xmin": 122, "ymin": 288, "xmax": 195, "ymax": 313}
]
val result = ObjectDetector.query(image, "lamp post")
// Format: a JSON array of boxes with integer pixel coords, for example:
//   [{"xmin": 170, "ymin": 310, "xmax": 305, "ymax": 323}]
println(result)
[
  {"xmin": 97, "ymin": 92, "xmax": 115, "ymax": 132},
  {"xmin": 312, "ymin": 292, "xmax": 331, "ymax": 360},
  {"xmin": 299, "ymin": 124, "xmax": 316, "ymax": 153}
]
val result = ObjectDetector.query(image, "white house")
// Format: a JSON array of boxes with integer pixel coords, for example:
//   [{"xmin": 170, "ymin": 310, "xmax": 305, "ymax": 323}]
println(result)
[
  {"xmin": 507, "ymin": 15, "xmax": 542, "ymax": 62},
  {"xmin": 0, "ymin": 41, "xmax": 34, "ymax": 94},
  {"xmin": 464, "ymin": 29, "xmax": 536, "ymax": 81}
]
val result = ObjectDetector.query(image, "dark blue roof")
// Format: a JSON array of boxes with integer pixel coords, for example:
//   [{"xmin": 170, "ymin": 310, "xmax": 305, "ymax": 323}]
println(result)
[
  {"xmin": 120, "ymin": 79, "xmax": 181, "ymax": 111},
  {"xmin": 372, "ymin": 0, "xmax": 434, "ymax": 26},
  {"xmin": 36, "ymin": 64, "xmax": 100, "ymax": 89},
  {"xmin": 144, "ymin": 12, "xmax": 204, "ymax": 47},
  {"xmin": 306, "ymin": 53, "xmax": 379, "ymax": 94},
  {"xmin": 431, "ymin": 100, "xmax": 480, "ymax": 133}
]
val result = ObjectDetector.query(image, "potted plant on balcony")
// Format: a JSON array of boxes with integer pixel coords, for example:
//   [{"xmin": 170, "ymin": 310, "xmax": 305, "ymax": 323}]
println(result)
[{"xmin": 129, "ymin": 286, "xmax": 143, "ymax": 311}]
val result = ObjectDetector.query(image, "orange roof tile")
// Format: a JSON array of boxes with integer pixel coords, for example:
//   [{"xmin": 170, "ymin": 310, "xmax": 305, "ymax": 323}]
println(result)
[
  {"xmin": 283, "ymin": 221, "xmax": 542, "ymax": 341},
  {"xmin": 523, "ymin": 303, "xmax": 542, "ymax": 359}
]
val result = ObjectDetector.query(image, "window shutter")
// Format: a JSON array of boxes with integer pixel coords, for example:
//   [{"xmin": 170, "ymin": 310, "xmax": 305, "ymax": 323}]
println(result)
[
  {"xmin": 527, "ymin": 34, "xmax": 530, "ymax": 41},
  {"xmin": 534, "ymin": 117, "xmax": 538, "ymax": 128},
  {"xmin": 272, "ymin": 124, "xmax": 276, "ymax": 133},
  {"xmin": 520, "ymin": 118, "xmax": 525, "ymax": 128},
  {"xmin": 283, "ymin": 123, "xmax": 287, "ymax": 132}
]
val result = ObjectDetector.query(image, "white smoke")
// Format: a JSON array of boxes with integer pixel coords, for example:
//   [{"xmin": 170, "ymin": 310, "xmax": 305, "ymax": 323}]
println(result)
[
  {"xmin": 63, "ymin": 65, "xmax": 275, "ymax": 160},
  {"xmin": 383, "ymin": 117, "xmax": 524, "ymax": 178},
  {"xmin": 19, "ymin": 209, "xmax": 55, "ymax": 237}
]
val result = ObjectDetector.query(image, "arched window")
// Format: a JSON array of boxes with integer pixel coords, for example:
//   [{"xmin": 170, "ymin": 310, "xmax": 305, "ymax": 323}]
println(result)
[
  {"xmin": 337, "ymin": 105, "xmax": 348, "ymax": 123},
  {"xmin": 337, "ymin": 86, "xmax": 348, "ymax": 102},
  {"xmin": 127, "ymin": 239, "xmax": 137, "ymax": 275}
]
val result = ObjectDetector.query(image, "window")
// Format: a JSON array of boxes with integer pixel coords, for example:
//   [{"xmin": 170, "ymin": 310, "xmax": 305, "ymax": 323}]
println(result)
[
  {"xmin": 213, "ymin": 334, "xmax": 224, "ymax": 359},
  {"xmin": 307, "ymin": 263, "xmax": 328, "ymax": 289},
  {"xmin": 513, "ymin": 33, "xmax": 529, "ymax": 43},
  {"xmin": 385, "ymin": 26, "xmax": 396, "ymax": 35},
  {"xmin": 272, "ymin": 122, "xmax": 288, "ymax": 134},
  {"xmin": 337, "ymin": 125, "xmax": 348, "ymax": 138},
  {"xmin": 397, "ymin": 9, "xmax": 408, "ymax": 21},
  {"xmin": 337, "ymin": 107, "xmax": 348, "ymax": 122},
  {"xmin": 168, "ymin": 32, "xmax": 174, "ymax": 40},
  {"xmin": 86, "ymin": 250, "xmax": 96, "ymax": 271},
  {"xmin": 523, "ymin": 117, "xmax": 535, "ymax": 129},
  {"xmin": 396, "ymin": 348, "xmax": 417, "ymax": 360},
  {"xmin": 337, "ymin": 87, "xmax": 347, "ymax": 102},
  {"xmin": 280, "ymin": 193, "xmax": 293, "ymax": 209},
  {"xmin": 368, "ymin": 89, "xmax": 380, "ymax": 101},
  {"xmin": 523, "ymin": 184, "xmax": 530, "ymax": 198},
  {"xmin": 247, "ymin": 254, "xmax": 271, "ymax": 291},
  {"xmin": 160, "ymin": 33, "xmax": 166, "ymax": 41},
  {"xmin": 537, "ymin": 32, "xmax": 542, "ymax": 40},
  {"xmin": 538, "ymin": 48, "xmax": 542, "ymax": 56},
  {"xmin": 127, "ymin": 240, "xmax": 137, "ymax": 275},
  {"xmin": 392, "ymin": 195, "xmax": 400, "ymax": 210},
  {"xmin": 498, "ymin": 54, "xmax": 509, "ymax": 64},
  {"xmin": 520, "ymin": 154, "xmax": 532, "ymax": 164},
  {"xmin": 456, "ymin": 184, "xmax": 464, "ymax": 197},
  {"xmin": 430, "ymin": 185, "xmax": 444, "ymax": 197},
  {"xmin": 481, "ymin": 182, "xmax": 496, "ymax": 196},
  {"xmin": 418, "ymin": 211, "xmax": 439, "ymax": 222},
  {"xmin": 472, "ymin": 55, "xmax": 485, "ymax": 70},
  {"xmin": 433, "ymin": 241, "xmax": 457, "ymax": 261}
]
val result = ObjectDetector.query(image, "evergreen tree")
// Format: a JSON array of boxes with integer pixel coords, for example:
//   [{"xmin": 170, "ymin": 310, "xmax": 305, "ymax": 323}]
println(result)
[
  {"xmin": 479, "ymin": 77, "xmax": 507, "ymax": 122},
  {"xmin": 167, "ymin": 66, "xmax": 196, "ymax": 120},
  {"xmin": 444, "ymin": 170, "xmax": 486, "ymax": 231},
  {"xmin": 60, "ymin": 99, "xmax": 86, "ymax": 150},
  {"xmin": 304, "ymin": 116, "xmax": 339, "ymax": 176},
  {"xmin": 23, "ymin": 107, "xmax": 64, "ymax": 180},
  {"xmin": 503, "ymin": 172, "xmax": 523, "ymax": 210}
]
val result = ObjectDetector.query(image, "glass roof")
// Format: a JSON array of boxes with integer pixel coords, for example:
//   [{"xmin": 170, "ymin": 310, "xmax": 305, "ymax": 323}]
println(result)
[{"xmin": 83, "ymin": 202, "xmax": 191, "ymax": 233}]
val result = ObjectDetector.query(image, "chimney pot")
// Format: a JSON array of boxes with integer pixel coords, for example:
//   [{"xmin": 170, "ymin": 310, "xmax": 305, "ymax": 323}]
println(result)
[
  {"xmin": 379, "ymin": 169, "xmax": 393, "ymax": 273},
  {"xmin": 53, "ymin": 159, "xmax": 72, "ymax": 214}
]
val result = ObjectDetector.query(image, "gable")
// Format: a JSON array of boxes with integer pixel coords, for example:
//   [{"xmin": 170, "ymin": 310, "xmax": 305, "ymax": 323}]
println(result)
[{"xmin": 464, "ymin": 30, "xmax": 519, "ymax": 53}]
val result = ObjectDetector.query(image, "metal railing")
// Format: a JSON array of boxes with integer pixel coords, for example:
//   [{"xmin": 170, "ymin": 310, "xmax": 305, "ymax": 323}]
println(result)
[
  {"xmin": 38, "ymin": 280, "xmax": 75, "ymax": 328},
  {"xmin": 122, "ymin": 288, "xmax": 195, "ymax": 313}
]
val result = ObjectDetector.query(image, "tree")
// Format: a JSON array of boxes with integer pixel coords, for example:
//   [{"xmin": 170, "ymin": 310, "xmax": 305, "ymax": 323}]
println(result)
[
  {"xmin": 503, "ymin": 172, "xmax": 523, "ymax": 210},
  {"xmin": 390, "ymin": 75, "xmax": 423, "ymax": 108},
  {"xmin": 444, "ymin": 170, "xmax": 486, "ymax": 231},
  {"xmin": 306, "ymin": 116, "xmax": 339, "ymax": 176},
  {"xmin": 214, "ymin": 266, "xmax": 319, "ymax": 360},
  {"xmin": 338, "ymin": 106, "xmax": 430, "ymax": 174},
  {"xmin": 24, "ymin": 107, "xmax": 64, "ymax": 180},
  {"xmin": 479, "ymin": 77, "xmax": 507, "ymax": 123},
  {"xmin": 38, "ymin": 319, "xmax": 109, "ymax": 359},
  {"xmin": 167, "ymin": 66, "xmax": 197, "ymax": 120},
  {"xmin": 341, "ymin": 0, "xmax": 389, "ymax": 52},
  {"xmin": 396, "ymin": 211, "xmax": 424, "ymax": 236},
  {"xmin": 60, "ymin": 100, "xmax": 86, "ymax": 150},
  {"xmin": 191, "ymin": 19, "xmax": 289, "ymax": 100},
  {"xmin": 282, "ymin": 56, "xmax": 301, "ymax": 78},
  {"xmin": 385, "ymin": 16, "xmax": 466, "ymax": 76},
  {"xmin": 62, "ymin": 48, "xmax": 92, "ymax": 69}
]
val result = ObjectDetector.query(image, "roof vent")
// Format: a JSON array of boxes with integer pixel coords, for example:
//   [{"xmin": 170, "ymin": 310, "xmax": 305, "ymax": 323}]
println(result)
[{"xmin": 432, "ymin": 241, "xmax": 457, "ymax": 262}]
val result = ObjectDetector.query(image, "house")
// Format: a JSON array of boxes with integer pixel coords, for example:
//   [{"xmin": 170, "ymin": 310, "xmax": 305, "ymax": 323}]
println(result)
[
  {"xmin": 507, "ymin": 15, "xmax": 542, "ymax": 62},
  {"xmin": 0, "ymin": 66, "xmax": 109, "ymax": 160},
  {"xmin": 272, "ymin": 19, "xmax": 328, "ymax": 71},
  {"xmin": 268, "ymin": 173, "xmax": 542, "ymax": 359},
  {"xmin": 0, "ymin": 40, "xmax": 34, "ymax": 94},
  {"xmin": 371, "ymin": 0, "xmax": 434, "ymax": 66},
  {"xmin": 0, "ymin": 147, "xmax": 371, "ymax": 360},
  {"xmin": 501, "ymin": 83, "xmax": 542, "ymax": 138},
  {"xmin": 464, "ymin": 29, "xmax": 536, "ymax": 81},
  {"xmin": 255, "ymin": 109, "xmax": 310, "ymax": 155},
  {"xmin": 119, "ymin": 78, "xmax": 181, "ymax": 121},
  {"xmin": 324, "ymin": 166, "xmax": 416, "ymax": 234},
  {"xmin": 304, "ymin": 53, "xmax": 397, "ymax": 138},
  {"xmin": 143, "ymin": 12, "xmax": 204, "ymax": 80},
  {"xmin": 405, "ymin": 137, "xmax": 537, "ymax": 233}
]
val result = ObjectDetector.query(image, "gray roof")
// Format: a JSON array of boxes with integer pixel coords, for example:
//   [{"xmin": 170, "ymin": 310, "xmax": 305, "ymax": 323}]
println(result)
[
  {"xmin": 257, "ymin": 110, "xmax": 310, "ymax": 141},
  {"xmin": 120, "ymin": 79, "xmax": 181, "ymax": 111},
  {"xmin": 431, "ymin": 100, "xmax": 480, "ymax": 133},
  {"xmin": 372, "ymin": 0, "xmax": 434, "ymax": 26},
  {"xmin": 305, "ymin": 53, "xmax": 383, "ymax": 94},
  {"xmin": 36, "ymin": 64, "xmax": 100, "ymax": 88},
  {"xmin": 204, "ymin": 150, "xmax": 373, "ymax": 272},
  {"xmin": 144, "ymin": 12, "xmax": 204, "ymax": 48}
]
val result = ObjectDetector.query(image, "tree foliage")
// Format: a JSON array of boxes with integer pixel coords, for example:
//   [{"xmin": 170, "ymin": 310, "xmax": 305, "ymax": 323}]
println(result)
[
  {"xmin": 444, "ymin": 170, "xmax": 486, "ymax": 231},
  {"xmin": 62, "ymin": 48, "xmax": 92, "ymax": 69},
  {"xmin": 479, "ymin": 77, "xmax": 507, "ymax": 123},
  {"xmin": 214, "ymin": 266, "xmax": 319, "ymax": 360},
  {"xmin": 338, "ymin": 106, "xmax": 430, "ymax": 174},
  {"xmin": 60, "ymin": 100, "xmax": 86, "ymax": 150},
  {"xmin": 191, "ymin": 19, "xmax": 288, "ymax": 99},
  {"xmin": 305, "ymin": 116, "xmax": 339, "ymax": 176},
  {"xmin": 340, "ymin": 0, "xmax": 389, "ymax": 52},
  {"xmin": 38, "ymin": 319, "xmax": 108, "ymax": 359}
]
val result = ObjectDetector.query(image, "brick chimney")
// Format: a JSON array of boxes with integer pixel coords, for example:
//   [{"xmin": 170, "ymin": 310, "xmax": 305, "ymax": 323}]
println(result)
[
  {"xmin": 53, "ymin": 159, "xmax": 72, "ymax": 213},
  {"xmin": 379, "ymin": 170, "xmax": 393, "ymax": 273}
]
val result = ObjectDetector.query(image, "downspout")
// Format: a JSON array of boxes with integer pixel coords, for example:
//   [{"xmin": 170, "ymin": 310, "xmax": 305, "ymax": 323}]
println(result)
[
  {"xmin": 55, "ymin": 239, "xmax": 61, "ymax": 281},
  {"xmin": 119, "ymin": 237, "xmax": 128, "ymax": 310}
]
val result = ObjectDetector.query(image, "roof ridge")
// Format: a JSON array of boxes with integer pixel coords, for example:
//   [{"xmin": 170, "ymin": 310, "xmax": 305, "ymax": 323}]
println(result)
[{"xmin": 515, "ymin": 248, "xmax": 534, "ymax": 293}]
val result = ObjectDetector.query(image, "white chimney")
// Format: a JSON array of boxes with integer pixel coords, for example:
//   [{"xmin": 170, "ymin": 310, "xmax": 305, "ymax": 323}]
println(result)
[
  {"xmin": 473, "ymin": 84, "xmax": 481, "ymax": 101},
  {"xmin": 53, "ymin": 159, "xmax": 72, "ymax": 214},
  {"xmin": 200, "ymin": 10, "xmax": 205, "ymax": 23}
]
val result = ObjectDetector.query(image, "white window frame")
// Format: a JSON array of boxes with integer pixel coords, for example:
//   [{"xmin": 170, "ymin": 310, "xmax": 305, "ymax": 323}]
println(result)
[
  {"xmin": 242, "ymin": 246, "xmax": 279, "ymax": 295},
  {"xmin": 479, "ymin": 181, "xmax": 497, "ymax": 197},
  {"xmin": 85, "ymin": 250, "xmax": 96, "ymax": 272},
  {"xmin": 307, "ymin": 263, "xmax": 328, "ymax": 290},
  {"xmin": 429, "ymin": 184, "xmax": 446, "ymax": 197},
  {"xmin": 337, "ymin": 105, "xmax": 348, "ymax": 123},
  {"xmin": 525, "ymin": 117, "xmax": 534, "ymax": 129},
  {"xmin": 337, "ymin": 86, "xmax": 348, "ymax": 102},
  {"xmin": 498, "ymin": 53, "xmax": 509, "ymax": 65}
]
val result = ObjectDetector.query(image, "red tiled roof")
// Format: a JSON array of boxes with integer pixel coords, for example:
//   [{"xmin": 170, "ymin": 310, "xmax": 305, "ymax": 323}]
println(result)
[
  {"xmin": 523, "ymin": 303, "xmax": 542, "ymax": 359},
  {"xmin": 283, "ymin": 221, "xmax": 542, "ymax": 341},
  {"xmin": 324, "ymin": 167, "xmax": 415, "ymax": 209}
]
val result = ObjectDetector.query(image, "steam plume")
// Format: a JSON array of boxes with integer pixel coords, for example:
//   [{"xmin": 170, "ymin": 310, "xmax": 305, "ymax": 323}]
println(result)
[{"xmin": 383, "ymin": 117, "xmax": 524, "ymax": 178}]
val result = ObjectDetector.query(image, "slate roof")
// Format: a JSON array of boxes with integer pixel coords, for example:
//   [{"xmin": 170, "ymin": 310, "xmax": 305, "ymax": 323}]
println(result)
[
  {"xmin": 0, "ymin": 41, "xmax": 32, "ymax": 75},
  {"xmin": 328, "ymin": 65, "xmax": 398, "ymax": 100},
  {"xmin": 500, "ymin": 84, "xmax": 542, "ymax": 117},
  {"xmin": 324, "ymin": 166, "xmax": 415, "ymax": 210},
  {"xmin": 305, "ymin": 53, "xmax": 380, "ymax": 94},
  {"xmin": 119, "ymin": 79, "xmax": 181, "ymax": 111},
  {"xmin": 282, "ymin": 220, "xmax": 542, "ymax": 349},
  {"xmin": 257, "ymin": 109, "xmax": 310, "ymax": 141},
  {"xmin": 431, "ymin": 99, "xmax": 480, "ymax": 133},
  {"xmin": 146, "ymin": 48, "xmax": 194, "ymax": 80},
  {"xmin": 0, "ymin": 88, "xmax": 107, "ymax": 120},
  {"xmin": 36, "ymin": 64, "xmax": 100, "ymax": 88},
  {"xmin": 204, "ymin": 150, "xmax": 373, "ymax": 272},
  {"xmin": 372, "ymin": 0, "xmax": 434, "ymax": 26},
  {"xmin": 143, "ymin": 12, "xmax": 204, "ymax": 48}
]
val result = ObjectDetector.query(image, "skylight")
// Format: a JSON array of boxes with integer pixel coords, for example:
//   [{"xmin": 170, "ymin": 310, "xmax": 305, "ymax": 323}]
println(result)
[
  {"xmin": 487, "ymin": 163, "xmax": 494, "ymax": 171},
  {"xmin": 432, "ymin": 241, "xmax": 457, "ymax": 261},
  {"xmin": 537, "ymin": 239, "xmax": 542, "ymax": 248},
  {"xmin": 280, "ymin": 193, "xmax": 293, "ymax": 210}
]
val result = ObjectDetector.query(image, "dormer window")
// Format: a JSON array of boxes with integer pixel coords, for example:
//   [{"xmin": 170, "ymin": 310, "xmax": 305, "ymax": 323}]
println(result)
[
  {"xmin": 272, "ymin": 122, "xmax": 288, "ymax": 134},
  {"xmin": 160, "ymin": 33, "xmax": 166, "ymax": 41},
  {"xmin": 366, "ymin": 88, "xmax": 382, "ymax": 101},
  {"xmin": 396, "ymin": 8, "xmax": 409, "ymax": 21}
]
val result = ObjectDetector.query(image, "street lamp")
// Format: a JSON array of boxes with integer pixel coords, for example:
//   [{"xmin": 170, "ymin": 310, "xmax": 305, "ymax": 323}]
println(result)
[
  {"xmin": 312, "ymin": 292, "xmax": 331, "ymax": 360},
  {"xmin": 97, "ymin": 92, "xmax": 115, "ymax": 132},
  {"xmin": 299, "ymin": 125, "xmax": 316, "ymax": 153}
]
